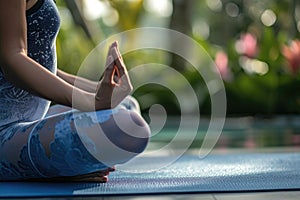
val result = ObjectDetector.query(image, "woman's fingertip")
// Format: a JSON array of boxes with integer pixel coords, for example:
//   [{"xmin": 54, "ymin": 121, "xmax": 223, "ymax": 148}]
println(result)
[{"xmin": 110, "ymin": 41, "xmax": 118, "ymax": 48}]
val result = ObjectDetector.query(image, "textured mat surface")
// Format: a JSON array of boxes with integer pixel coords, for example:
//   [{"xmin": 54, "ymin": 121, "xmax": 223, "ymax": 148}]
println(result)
[{"xmin": 1, "ymin": 153, "xmax": 300, "ymax": 197}]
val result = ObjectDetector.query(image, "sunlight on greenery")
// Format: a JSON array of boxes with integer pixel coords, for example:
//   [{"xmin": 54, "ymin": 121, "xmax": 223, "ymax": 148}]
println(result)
[{"xmin": 56, "ymin": 0, "xmax": 300, "ymax": 115}]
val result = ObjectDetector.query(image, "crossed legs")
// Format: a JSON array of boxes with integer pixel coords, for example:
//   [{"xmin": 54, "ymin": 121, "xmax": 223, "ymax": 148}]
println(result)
[{"xmin": 0, "ymin": 98, "xmax": 150, "ymax": 181}]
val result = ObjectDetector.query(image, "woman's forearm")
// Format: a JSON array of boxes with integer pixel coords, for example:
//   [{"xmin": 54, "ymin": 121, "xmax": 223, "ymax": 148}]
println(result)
[
  {"xmin": 57, "ymin": 69, "xmax": 98, "ymax": 93},
  {"xmin": 1, "ymin": 51, "xmax": 95, "ymax": 111}
]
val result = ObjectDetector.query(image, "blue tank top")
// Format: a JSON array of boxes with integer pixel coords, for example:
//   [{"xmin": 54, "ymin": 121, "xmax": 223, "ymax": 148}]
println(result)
[{"xmin": 0, "ymin": 0, "xmax": 60, "ymax": 127}]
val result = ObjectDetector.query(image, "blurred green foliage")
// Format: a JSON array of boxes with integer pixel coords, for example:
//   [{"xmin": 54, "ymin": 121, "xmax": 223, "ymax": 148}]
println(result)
[
  {"xmin": 55, "ymin": 0, "xmax": 300, "ymax": 116},
  {"xmin": 55, "ymin": 0, "xmax": 94, "ymax": 75}
]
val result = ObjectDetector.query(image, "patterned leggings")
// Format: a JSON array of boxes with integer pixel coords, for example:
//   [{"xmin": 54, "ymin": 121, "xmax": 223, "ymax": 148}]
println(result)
[{"xmin": 0, "ymin": 97, "xmax": 150, "ymax": 180}]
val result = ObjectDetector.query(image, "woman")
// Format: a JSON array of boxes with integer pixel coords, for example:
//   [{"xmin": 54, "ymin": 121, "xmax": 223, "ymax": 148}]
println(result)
[{"xmin": 0, "ymin": 0, "xmax": 150, "ymax": 182}]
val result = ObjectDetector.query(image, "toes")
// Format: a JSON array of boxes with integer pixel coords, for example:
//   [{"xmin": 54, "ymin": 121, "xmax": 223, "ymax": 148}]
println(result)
[
  {"xmin": 108, "ymin": 166, "xmax": 116, "ymax": 172},
  {"xmin": 78, "ymin": 175, "xmax": 108, "ymax": 183}
]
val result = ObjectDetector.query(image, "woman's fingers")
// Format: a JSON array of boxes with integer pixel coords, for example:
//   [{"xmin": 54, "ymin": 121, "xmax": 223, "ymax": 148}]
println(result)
[
  {"xmin": 104, "ymin": 41, "xmax": 125, "ymax": 81},
  {"xmin": 95, "ymin": 55, "xmax": 115, "ymax": 101},
  {"xmin": 111, "ymin": 41, "xmax": 124, "ymax": 62},
  {"xmin": 110, "ymin": 41, "xmax": 118, "ymax": 49},
  {"xmin": 111, "ymin": 47, "xmax": 126, "ymax": 77},
  {"xmin": 110, "ymin": 47, "xmax": 133, "ymax": 93},
  {"xmin": 95, "ymin": 41, "xmax": 132, "ymax": 109},
  {"xmin": 98, "ymin": 42, "xmax": 116, "ymax": 81},
  {"xmin": 103, "ymin": 55, "xmax": 115, "ymax": 84},
  {"xmin": 103, "ymin": 42, "xmax": 122, "ymax": 83}
]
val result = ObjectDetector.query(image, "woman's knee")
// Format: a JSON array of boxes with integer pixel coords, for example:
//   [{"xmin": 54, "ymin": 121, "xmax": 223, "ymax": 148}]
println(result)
[{"xmin": 101, "ymin": 109, "xmax": 150, "ymax": 154}]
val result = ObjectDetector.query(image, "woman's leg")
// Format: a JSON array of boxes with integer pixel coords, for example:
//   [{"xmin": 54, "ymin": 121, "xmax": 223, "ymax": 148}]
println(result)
[
  {"xmin": 0, "ymin": 100, "xmax": 150, "ymax": 180},
  {"xmin": 45, "ymin": 104, "xmax": 72, "ymax": 117}
]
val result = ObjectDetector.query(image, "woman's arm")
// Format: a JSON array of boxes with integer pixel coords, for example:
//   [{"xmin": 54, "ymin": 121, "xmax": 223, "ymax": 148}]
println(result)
[
  {"xmin": 0, "ymin": 0, "xmax": 95, "ymax": 111},
  {"xmin": 57, "ymin": 69, "xmax": 98, "ymax": 93},
  {"xmin": 0, "ymin": 1, "xmax": 132, "ymax": 111}
]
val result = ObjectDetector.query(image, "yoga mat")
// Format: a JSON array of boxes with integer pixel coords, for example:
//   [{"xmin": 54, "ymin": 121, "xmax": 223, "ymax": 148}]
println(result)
[{"xmin": 1, "ymin": 152, "xmax": 300, "ymax": 198}]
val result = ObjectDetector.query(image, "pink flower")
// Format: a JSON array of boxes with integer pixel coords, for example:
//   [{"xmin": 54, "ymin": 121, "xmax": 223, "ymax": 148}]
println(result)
[
  {"xmin": 236, "ymin": 33, "xmax": 258, "ymax": 58},
  {"xmin": 282, "ymin": 39, "xmax": 300, "ymax": 75},
  {"xmin": 244, "ymin": 136, "xmax": 256, "ymax": 149},
  {"xmin": 215, "ymin": 51, "xmax": 233, "ymax": 81}
]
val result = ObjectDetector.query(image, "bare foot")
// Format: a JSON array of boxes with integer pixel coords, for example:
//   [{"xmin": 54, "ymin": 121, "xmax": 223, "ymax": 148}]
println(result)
[{"xmin": 26, "ymin": 168, "xmax": 115, "ymax": 183}]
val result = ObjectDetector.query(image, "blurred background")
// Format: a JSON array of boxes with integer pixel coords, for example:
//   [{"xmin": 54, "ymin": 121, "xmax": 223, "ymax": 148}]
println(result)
[{"xmin": 56, "ymin": 0, "xmax": 300, "ymax": 152}]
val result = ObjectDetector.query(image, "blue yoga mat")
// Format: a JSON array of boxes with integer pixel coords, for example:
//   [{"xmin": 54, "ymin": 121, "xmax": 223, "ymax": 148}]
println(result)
[{"xmin": 1, "ymin": 152, "xmax": 300, "ymax": 198}]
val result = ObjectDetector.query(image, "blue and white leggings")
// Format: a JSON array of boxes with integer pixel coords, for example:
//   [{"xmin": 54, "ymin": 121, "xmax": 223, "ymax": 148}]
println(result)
[{"xmin": 0, "ymin": 97, "xmax": 150, "ymax": 180}]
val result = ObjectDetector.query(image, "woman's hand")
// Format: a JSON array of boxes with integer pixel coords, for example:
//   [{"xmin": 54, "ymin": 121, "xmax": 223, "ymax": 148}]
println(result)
[{"xmin": 95, "ymin": 42, "xmax": 133, "ymax": 110}]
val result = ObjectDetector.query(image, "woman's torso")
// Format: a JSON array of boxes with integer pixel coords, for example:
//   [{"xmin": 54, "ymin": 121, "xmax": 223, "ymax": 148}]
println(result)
[{"xmin": 0, "ymin": 0, "xmax": 60, "ymax": 127}]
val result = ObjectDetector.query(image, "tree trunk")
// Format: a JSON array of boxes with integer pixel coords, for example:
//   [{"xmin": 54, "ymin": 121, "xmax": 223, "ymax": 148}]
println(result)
[
  {"xmin": 169, "ymin": 0, "xmax": 193, "ymax": 72},
  {"xmin": 64, "ymin": 0, "xmax": 95, "ymax": 43}
]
